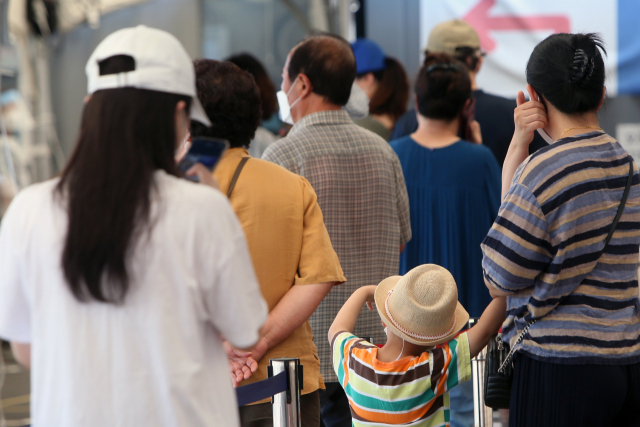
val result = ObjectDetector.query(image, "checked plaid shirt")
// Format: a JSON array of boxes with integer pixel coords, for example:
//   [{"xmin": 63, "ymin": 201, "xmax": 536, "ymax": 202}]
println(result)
[{"xmin": 263, "ymin": 110, "xmax": 412, "ymax": 382}]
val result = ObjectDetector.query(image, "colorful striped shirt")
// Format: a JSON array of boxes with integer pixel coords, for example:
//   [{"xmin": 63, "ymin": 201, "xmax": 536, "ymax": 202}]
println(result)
[
  {"xmin": 482, "ymin": 131, "xmax": 640, "ymax": 364},
  {"xmin": 331, "ymin": 331, "xmax": 471, "ymax": 426}
]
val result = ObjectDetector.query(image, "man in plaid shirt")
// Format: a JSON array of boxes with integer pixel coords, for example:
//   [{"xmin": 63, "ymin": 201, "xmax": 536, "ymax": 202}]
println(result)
[{"xmin": 263, "ymin": 35, "xmax": 411, "ymax": 427}]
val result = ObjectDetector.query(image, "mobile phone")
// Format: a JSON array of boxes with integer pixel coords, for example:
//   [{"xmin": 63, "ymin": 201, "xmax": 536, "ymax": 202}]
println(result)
[
  {"xmin": 459, "ymin": 97, "xmax": 477, "ymax": 142},
  {"xmin": 529, "ymin": 91, "xmax": 553, "ymax": 146},
  {"xmin": 178, "ymin": 137, "xmax": 229, "ymax": 181}
]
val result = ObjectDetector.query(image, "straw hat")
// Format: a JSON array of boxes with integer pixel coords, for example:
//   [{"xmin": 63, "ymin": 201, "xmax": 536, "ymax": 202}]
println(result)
[{"xmin": 374, "ymin": 264, "xmax": 469, "ymax": 346}]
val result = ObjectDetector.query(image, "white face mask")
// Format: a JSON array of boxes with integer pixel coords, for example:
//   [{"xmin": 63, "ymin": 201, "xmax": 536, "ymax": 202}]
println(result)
[
  {"xmin": 343, "ymin": 82, "xmax": 369, "ymax": 120},
  {"xmin": 277, "ymin": 76, "xmax": 302, "ymax": 125},
  {"xmin": 174, "ymin": 132, "xmax": 191, "ymax": 163},
  {"xmin": 537, "ymin": 128, "xmax": 553, "ymax": 144}
]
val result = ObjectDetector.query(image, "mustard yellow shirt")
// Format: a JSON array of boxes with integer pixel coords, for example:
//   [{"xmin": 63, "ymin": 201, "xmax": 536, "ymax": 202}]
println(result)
[{"xmin": 214, "ymin": 148, "xmax": 346, "ymax": 400}]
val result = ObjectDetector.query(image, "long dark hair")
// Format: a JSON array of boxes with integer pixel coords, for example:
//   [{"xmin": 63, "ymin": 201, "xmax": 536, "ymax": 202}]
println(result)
[
  {"xmin": 367, "ymin": 57, "xmax": 410, "ymax": 121},
  {"xmin": 526, "ymin": 33, "xmax": 606, "ymax": 114},
  {"xmin": 56, "ymin": 55, "xmax": 190, "ymax": 303}
]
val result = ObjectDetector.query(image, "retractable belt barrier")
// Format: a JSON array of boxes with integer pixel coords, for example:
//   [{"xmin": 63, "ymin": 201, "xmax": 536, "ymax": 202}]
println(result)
[
  {"xmin": 469, "ymin": 318, "xmax": 493, "ymax": 427},
  {"xmin": 235, "ymin": 370, "xmax": 288, "ymax": 407},
  {"xmin": 235, "ymin": 358, "xmax": 304, "ymax": 427}
]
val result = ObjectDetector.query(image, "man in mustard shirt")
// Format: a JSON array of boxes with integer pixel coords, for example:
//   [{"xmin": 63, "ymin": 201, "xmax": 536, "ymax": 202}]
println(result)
[{"xmin": 190, "ymin": 59, "xmax": 346, "ymax": 427}]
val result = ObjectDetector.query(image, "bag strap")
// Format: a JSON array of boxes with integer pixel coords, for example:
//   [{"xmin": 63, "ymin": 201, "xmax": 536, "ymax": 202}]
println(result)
[
  {"xmin": 227, "ymin": 157, "xmax": 249, "ymax": 198},
  {"xmin": 604, "ymin": 160, "xmax": 634, "ymax": 249},
  {"xmin": 499, "ymin": 159, "xmax": 635, "ymax": 373}
]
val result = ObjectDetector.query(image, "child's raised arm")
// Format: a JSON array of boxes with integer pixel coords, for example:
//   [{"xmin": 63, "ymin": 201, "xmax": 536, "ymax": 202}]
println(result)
[
  {"xmin": 328, "ymin": 285, "xmax": 377, "ymax": 343},
  {"xmin": 467, "ymin": 296, "xmax": 507, "ymax": 358}
]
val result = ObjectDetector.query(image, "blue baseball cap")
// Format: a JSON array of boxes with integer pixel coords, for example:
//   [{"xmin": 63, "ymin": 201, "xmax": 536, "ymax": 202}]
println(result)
[{"xmin": 351, "ymin": 39, "xmax": 386, "ymax": 75}]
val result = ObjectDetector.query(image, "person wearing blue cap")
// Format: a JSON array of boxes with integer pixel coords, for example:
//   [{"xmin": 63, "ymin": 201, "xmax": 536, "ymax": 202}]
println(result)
[{"xmin": 351, "ymin": 39, "xmax": 409, "ymax": 141}]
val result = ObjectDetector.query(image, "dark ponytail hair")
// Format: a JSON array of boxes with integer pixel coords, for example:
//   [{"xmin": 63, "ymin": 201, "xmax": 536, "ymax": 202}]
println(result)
[
  {"xmin": 367, "ymin": 57, "xmax": 410, "ymax": 121},
  {"xmin": 56, "ymin": 55, "xmax": 191, "ymax": 303},
  {"xmin": 415, "ymin": 53, "xmax": 471, "ymax": 120},
  {"xmin": 526, "ymin": 33, "xmax": 606, "ymax": 114}
]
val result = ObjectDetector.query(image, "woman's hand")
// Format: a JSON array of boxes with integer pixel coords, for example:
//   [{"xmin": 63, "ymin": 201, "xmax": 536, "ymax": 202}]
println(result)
[
  {"xmin": 469, "ymin": 120, "xmax": 482, "ymax": 144},
  {"xmin": 501, "ymin": 86, "xmax": 548, "ymax": 200},
  {"xmin": 513, "ymin": 87, "xmax": 548, "ymax": 149},
  {"xmin": 223, "ymin": 340, "xmax": 258, "ymax": 387},
  {"xmin": 186, "ymin": 163, "xmax": 219, "ymax": 189}
]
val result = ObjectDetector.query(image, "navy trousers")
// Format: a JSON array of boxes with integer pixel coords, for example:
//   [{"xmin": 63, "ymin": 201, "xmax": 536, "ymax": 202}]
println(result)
[{"xmin": 510, "ymin": 354, "xmax": 640, "ymax": 427}]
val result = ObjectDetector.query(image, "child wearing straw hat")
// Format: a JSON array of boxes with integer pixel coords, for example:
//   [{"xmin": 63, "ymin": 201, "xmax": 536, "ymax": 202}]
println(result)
[{"xmin": 328, "ymin": 264, "xmax": 506, "ymax": 426}]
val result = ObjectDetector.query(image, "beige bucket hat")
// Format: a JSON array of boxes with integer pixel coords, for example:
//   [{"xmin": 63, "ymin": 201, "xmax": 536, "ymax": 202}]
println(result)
[{"xmin": 374, "ymin": 264, "xmax": 469, "ymax": 346}]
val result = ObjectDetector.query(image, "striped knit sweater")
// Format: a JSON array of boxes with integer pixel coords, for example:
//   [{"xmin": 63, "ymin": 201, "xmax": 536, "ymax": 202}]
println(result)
[
  {"xmin": 482, "ymin": 131, "xmax": 640, "ymax": 364},
  {"xmin": 331, "ymin": 331, "xmax": 471, "ymax": 426}
]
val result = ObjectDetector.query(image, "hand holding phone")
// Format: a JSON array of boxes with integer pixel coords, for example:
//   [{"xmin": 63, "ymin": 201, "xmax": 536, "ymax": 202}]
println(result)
[
  {"xmin": 502, "ymin": 85, "xmax": 549, "ymax": 201},
  {"xmin": 469, "ymin": 120, "xmax": 482, "ymax": 144},
  {"xmin": 512, "ymin": 86, "xmax": 548, "ymax": 149},
  {"xmin": 459, "ymin": 97, "xmax": 478, "ymax": 142},
  {"xmin": 185, "ymin": 163, "xmax": 220, "ymax": 189},
  {"xmin": 178, "ymin": 137, "xmax": 229, "ymax": 182}
]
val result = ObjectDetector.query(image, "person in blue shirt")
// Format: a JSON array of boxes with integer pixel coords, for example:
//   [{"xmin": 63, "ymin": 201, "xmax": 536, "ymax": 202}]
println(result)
[
  {"xmin": 391, "ymin": 52, "xmax": 500, "ymax": 317},
  {"xmin": 390, "ymin": 52, "xmax": 501, "ymax": 427}
]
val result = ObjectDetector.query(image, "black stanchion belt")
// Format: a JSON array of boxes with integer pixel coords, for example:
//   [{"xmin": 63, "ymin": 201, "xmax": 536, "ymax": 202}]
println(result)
[{"xmin": 235, "ymin": 370, "xmax": 288, "ymax": 407}]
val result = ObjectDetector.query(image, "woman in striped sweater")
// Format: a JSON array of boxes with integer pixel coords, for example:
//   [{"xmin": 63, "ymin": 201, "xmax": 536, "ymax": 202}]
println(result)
[{"xmin": 481, "ymin": 33, "xmax": 640, "ymax": 426}]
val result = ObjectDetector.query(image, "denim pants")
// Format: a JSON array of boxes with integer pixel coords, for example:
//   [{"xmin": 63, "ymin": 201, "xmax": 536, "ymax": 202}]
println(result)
[{"xmin": 449, "ymin": 379, "xmax": 474, "ymax": 427}]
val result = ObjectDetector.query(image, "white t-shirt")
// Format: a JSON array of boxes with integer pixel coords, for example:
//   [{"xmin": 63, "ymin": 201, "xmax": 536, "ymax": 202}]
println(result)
[{"xmin": 0, "ymin": 171, "xmax": 268, "ymax": 427}]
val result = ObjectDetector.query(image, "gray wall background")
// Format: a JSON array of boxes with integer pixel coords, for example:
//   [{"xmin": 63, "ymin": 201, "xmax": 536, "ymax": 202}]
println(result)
[
  {"xmin": 600, "ymin": 96, "xmax": 640, "ymax": 136},
  {"xmin": 47, "ymin": 0, "xmax": 640, "ymax": 157},
  {"xmin": 50, "ymin": 0, "xmax": 201, "ymax": 155},
  {"xmin": 201, "ymin": 0, "xmax": 307, "ymax": 84},
  {"xmin": 366, "ymin": 0, "xmax": 421, "ymax": 96}
]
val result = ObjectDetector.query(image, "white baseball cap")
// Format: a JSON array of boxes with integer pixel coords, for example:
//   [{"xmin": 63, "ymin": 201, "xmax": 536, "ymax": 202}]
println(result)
[{"xmin": 85, "ymin": 25, "xmax": 211, "ymax": 126}]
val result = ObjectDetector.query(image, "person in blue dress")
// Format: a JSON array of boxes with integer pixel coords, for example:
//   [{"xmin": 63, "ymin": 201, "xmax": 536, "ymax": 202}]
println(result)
[
  {"xmin": 391, "ymin": 52, "xmax": 501, "ymax": 318},
  {"xmin": 390, "ymin": 51, "xmax": 501, "ymax": 427}
]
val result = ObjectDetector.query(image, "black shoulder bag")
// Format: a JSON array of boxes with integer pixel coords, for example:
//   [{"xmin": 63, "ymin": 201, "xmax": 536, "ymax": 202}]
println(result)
[{"xmin": 484, "ymin": 160, "xmax": 634, "ymax": 409}]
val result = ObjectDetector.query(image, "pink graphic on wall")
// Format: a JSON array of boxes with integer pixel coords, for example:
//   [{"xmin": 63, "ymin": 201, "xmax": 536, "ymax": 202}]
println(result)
[{"xmin": 464, "ymin": 0, "xmax": 571, "ymax": 52}]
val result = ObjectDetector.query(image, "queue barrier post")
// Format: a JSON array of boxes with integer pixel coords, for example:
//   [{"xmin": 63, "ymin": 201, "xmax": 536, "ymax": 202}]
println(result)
[
  {"xmin": 269, "ymin": 358, "xmax": 303, "ymax": 427},
  {"xmin": 469, "ymin": 318, "xmax": 493, "ymax": 427}
]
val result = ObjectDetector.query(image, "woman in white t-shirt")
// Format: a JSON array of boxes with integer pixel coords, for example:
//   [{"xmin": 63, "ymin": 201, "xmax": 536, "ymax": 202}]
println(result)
[{"xmin": 0, "ymin": 26, "xmax": 267, "ymax": 427}]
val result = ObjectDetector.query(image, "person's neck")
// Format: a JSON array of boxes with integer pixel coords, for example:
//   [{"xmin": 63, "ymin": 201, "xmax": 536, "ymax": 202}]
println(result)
[
  {"xmin": 546, "ymin": 110, "xmax": 601, "ymax": 141},
  {"xmin": 410, "ymin": 114, "xmax": 460, "ymax": 149},
  {"xmin": 377, "ymin": 332, "xmax": 431, "ymax": 363},
  {"xmin": 469, "ymin": 71, "xmax": 478, "ymax": 91},
  {"xmin": 292, "ymin": 97, "xmax": 342, "ymax": 123},
  {"xmin": 371, "ymin": 113, "xmax": 395, "ymax": 130}
]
